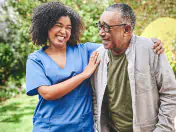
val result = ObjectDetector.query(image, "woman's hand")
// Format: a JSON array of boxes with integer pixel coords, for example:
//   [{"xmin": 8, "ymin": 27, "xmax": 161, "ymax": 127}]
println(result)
[
  {"xmin": 82, "ymin": 51, "xmax": 100, "ymax": 79},
  {"xmin": 152, "ymin": 38, "xmax": 164, "ymax": 54}
]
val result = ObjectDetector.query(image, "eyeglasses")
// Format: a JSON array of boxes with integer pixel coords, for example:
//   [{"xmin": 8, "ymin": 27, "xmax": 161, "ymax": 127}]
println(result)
[{"xmin": 96, "ymin": 21, "xmax": 126, "ymax": 33}]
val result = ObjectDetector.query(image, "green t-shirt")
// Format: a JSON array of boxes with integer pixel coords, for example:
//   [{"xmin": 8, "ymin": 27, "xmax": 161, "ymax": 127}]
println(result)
[{"xmin": 104, "ymin": 50, "xmax": 133, "ymax": 132}]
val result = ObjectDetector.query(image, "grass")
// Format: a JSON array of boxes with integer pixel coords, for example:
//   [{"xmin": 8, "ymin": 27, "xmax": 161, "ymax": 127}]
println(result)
[{"xmin": 0, "ymin": 94, "xmax": 38, "ymax": 132}]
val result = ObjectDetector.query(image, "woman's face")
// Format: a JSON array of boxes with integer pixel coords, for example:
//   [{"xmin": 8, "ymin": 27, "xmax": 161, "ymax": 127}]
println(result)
[{"xmin": 48, "ymin": 16, "xmax": 72, "ymax": 48}]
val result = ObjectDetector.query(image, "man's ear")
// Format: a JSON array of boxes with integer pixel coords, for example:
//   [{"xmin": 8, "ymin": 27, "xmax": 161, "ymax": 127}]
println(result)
[{"xmin": 123, "ymin": 25, "xmax": 132, "ymax": 36}]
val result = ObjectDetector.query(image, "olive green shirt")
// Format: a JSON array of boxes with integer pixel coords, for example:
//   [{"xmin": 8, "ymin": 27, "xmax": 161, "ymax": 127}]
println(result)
[{"xmin": 104, "ymin": 50, "xmax": 133, "ymax": 132}]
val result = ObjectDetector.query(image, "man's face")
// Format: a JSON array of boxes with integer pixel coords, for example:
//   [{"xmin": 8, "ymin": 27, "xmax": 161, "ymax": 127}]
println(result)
[{"xmin": 99, "ymin": 11, "xmax": 126, "ymax": 53}]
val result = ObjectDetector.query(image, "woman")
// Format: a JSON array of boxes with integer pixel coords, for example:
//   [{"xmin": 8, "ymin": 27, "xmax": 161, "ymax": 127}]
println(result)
[
  {"xmin": 26, "ymin": 2, "xmax": 163, "ymax": 132},
  {"xmin": 26, "ymin": 2, "xmax": 100, "ymax": 132}
]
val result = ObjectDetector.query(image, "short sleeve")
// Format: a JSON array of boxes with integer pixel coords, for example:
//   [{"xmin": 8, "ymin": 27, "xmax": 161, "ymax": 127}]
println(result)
[
  {"xmin": 26, "ymin": 58, "xmax": 51, "ymax": 96},
  {"xmin": 84, "ymin": 42, "xmax": 102, "ymax": 58}
]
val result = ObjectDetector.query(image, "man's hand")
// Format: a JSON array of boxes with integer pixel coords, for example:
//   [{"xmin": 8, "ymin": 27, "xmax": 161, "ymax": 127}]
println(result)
[{"xmin": 151, "ymin": 38, "xmax": 164, "ymax": 54}]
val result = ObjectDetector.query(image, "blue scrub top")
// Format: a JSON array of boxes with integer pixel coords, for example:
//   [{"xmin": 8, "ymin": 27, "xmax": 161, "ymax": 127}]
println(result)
[{"xmin": 26, "ymin": 42, "xmax": 102, "ymax": 132}]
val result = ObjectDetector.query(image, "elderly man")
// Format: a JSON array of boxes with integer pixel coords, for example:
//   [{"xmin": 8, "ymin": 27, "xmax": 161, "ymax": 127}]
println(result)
[{"xmin": 92, "ymin": 3, "xmax": 176, "ymax": 132}]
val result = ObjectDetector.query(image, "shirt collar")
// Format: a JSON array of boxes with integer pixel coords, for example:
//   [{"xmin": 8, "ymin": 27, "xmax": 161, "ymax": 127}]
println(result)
[{"xmin": 125, "ymin": 33, "xmax": 136, "ymax": 55}]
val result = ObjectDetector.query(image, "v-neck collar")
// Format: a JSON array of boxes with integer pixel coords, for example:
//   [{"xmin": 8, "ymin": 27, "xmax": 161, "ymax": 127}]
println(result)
[{"xmin": 41, "ymin": 45, "xmax": 69, "ymax": 70}]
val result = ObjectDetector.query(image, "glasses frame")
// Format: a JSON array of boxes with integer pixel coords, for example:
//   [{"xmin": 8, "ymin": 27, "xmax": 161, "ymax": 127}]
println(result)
[{"xmin": 96, "ymin": 21, "xmax": 126, "ymax": 33}]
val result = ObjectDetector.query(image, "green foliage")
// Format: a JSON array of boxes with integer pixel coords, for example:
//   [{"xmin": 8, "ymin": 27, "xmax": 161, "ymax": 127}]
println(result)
[
  {"xmin": 0, "ymin": 87, "xmax": 25, "ymax": 102},
  {"xmin": 0, "ymin": 43, "xmax": 24, "ymax": 85},
  {"xmin": 0, "ymin": 0, "xmax": 41, "ymax": 100}
]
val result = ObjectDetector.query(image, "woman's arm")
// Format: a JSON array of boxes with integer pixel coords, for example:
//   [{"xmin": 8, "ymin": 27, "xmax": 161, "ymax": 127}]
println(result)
[
  {"xmin": 38, "ymin": 51, "xmax": 100, "ymax": 100},
  {"xmin": 151, "ymin": 38, "xmax": 164, "ymax": 54}
]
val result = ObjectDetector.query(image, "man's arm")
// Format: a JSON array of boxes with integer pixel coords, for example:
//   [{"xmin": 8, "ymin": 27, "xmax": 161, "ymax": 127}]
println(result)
[{"xmin": 153, "ymin": 53, "xmax": 176, "ymax": 132}]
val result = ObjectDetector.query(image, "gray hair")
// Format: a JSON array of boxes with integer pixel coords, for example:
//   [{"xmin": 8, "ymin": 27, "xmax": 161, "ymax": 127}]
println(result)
[{"xmin": 105, "ymin": 3, "xmax": 136, "ymax": 30}]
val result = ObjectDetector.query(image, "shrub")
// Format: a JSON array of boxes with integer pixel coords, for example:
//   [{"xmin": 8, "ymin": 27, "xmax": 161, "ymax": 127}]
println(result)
[{"xmin": 141, "ymin": 17, "xmax": 176, "ymax": 73}]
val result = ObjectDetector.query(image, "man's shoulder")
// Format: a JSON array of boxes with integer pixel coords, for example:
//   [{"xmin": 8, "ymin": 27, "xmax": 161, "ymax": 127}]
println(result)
[
  {"xmin": 134, "ymin": 35, "xmax": 156, "ymax": 59},
  {"xmin": 132, "ymin": 35, "xmax": 155, "ymax": 55},
  {"xmin": 95, "ymin": 45, "xmax": 107, "ymax": 54},
  {"xmin": 135, "ymin": 35, "xmax": 154, "ymax": 48}
]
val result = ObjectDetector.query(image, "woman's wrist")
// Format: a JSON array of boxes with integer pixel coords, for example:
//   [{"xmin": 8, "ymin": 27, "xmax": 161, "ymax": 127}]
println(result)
[{"xmin": 80, "ymin": 71, "xmax": 89, "ymax": 80}]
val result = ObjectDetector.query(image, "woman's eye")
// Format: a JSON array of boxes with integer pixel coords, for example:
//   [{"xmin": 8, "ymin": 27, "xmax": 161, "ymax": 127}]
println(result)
[
  {"xmin": 56, "ymin": 24, "xmax": 62, "ymax": 27},
  {"xmin": 66, "ymin": 27, "xmax": 72, "ymax": 30}
]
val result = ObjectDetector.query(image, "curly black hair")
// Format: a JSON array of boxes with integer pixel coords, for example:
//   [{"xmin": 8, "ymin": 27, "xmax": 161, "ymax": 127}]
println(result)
[{"xmin": 30, "ymin": 2, "xmax": 83, "ymax": 46}]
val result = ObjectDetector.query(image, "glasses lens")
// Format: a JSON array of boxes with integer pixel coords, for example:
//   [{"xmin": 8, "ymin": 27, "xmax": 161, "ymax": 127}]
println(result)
[
  {"xmin": 96, "ymin": 23, "xmax": 101, "ymax": 30},
  {"xmin": 96, "ymin": 22, "xmax": 110, "ymax": 32},
  {"xmin": 103, "ymin": 24, "xmax": 109, "ymax": 32}
]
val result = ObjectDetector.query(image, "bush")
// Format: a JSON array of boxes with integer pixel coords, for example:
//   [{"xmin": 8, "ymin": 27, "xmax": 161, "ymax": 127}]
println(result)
[
  {"xmin": 141, "ymin": 17, "xmax": 176, "ymax": 73},
  {"xmin": 0, "ymin": 0, "xmax": 42, "ymax": 100}
]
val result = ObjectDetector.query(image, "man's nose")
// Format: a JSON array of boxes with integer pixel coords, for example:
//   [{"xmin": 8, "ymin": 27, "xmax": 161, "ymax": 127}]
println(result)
[{"xmin": 99, "ymin": 28, "xmax": 106, "ymax": 37}]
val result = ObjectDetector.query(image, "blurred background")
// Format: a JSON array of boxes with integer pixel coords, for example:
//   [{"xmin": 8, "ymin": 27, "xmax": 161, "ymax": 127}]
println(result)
[{"xmin": 0, "ymin": 0, "xmax": 175, "ymax": 131}]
